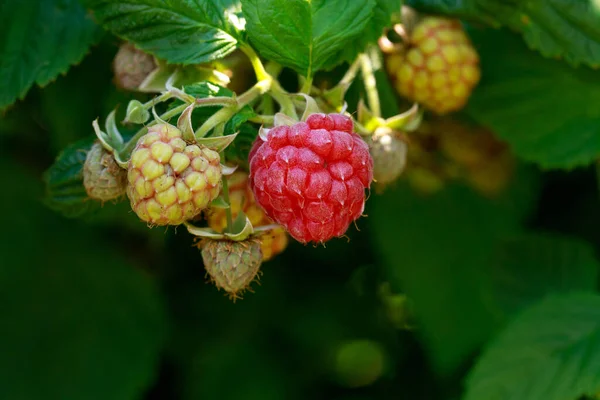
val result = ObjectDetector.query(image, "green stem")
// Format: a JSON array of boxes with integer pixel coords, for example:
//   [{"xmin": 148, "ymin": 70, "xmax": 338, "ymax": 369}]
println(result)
[
  {"xmin": 239, "ymin": 43, "xmax": 297, "ymax": 119},
  {"xmin": 141, "ymin": 91, "xmax": 173, "ymax": 109},
  {"xmin": 359, "ymin": 53, "xmax": 381, "ymax": 118},
  {"xmin": 194, "ymin": 106, "xmax": 236, "ymax": 139},
  {"xmin": 194, "ymin": 79, "xmax": 272, "ymax": 139},
  {"xmin": 249, "ymin": 114, "xmax": 275, "ymax": 125},
  {"xmin": 195, "ymin": 96, "xmax": 237, "ymax": 107},
  {"xmin": 340, "ymin": 57, "xmax": 362, "ymax": 87},
  {"xmin": 270, "ymin": 80, "xmax": 297, "ymax": 119},
  {"xmin": 221, "ymin": 173, "xmax": 234, "ymax": 233},
  {"xmin": 240, "ymin": 43, "xmax": 269, "ymax": 82},
  {"xmin": 300, "ymin": 75, "xmax": 313, "ymax": 94},
  {"xmin": 265, "ymin": 61, "xmax": 283, "ymax": 78},
  {"xmin": 237, "ymin": 79, "xmax": 271, "ymax": 107}
]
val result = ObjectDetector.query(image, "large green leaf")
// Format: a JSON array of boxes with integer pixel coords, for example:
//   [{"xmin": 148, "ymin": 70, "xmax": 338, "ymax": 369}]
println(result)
[
  {"xmin": 465, "ymin": 292, "xmax": 600, "ymax": 400},
  {"xmin": 407, "ymin": 0, "xmax": 600, "ymax": 68},
  {"xmin": 368, "ymin": 173, "xmax": 537, "ymax": 375},
  {"xmin": 466, "ymin": 28, "xmax": 600, "ymax": 169},
  {"xmin": 241, "ymin": 0, "xmax": 376, "ymax": 76},
  {"xmin": 0, "ymin": 156, "xmax": 167, "ymax": 400},
  {"xmin": 0, "ymin": 0, "xmax": 101, "ymax": 110},
  {"xmin": 486, "ymin": 233, "xmax": 599, "ymax": 318},
  {"xmin": 85, "ymin": 0, "xmax": 244, "ymax": 64}
]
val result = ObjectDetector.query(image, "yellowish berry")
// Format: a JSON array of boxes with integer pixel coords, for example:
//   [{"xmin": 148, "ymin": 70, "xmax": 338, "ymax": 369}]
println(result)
[
  {"xmin": 384, "ymin": 17, "xmax": 481, "ymax": 114},
  {"xmin": 126, "ymin": 123, "xmax": 222, "ymax": 225}
]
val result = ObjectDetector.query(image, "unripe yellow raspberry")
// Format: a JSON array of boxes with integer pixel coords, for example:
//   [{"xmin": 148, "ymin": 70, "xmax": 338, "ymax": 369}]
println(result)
[
  {"xmin": 83, "ymin": 142, "xmax": 127, "ymax": 201},
  {"xmin": 205, "ymin": 171, "xmax": 288, "ymax": 261},
  {"xmin": 127, "ymin": 123, "xmax": 222, "ymax": 226},
  {"xmin": 386, "ymin": 17, "xmax": 480, "ymax": 114}
]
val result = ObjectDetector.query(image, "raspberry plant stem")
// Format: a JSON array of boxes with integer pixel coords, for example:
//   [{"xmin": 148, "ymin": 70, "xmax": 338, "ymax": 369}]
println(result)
[
  {"xmin": 240, "ymin": 43, "xmax": 269, "ymax": 82},
  {"xmin": 221, "ymin": 171, "xmax": 234, "ymax": 233},
  {"xmin": 214, "ymin": 119, "xmax": 234, "ymax": 233},
  {"xmin": 240, "ymin": 43, "xmax": 297, "ymax": 119},
  {"xmin": 194, "ymin": 79, "xmax": 270, "ymax": 139},
  {"xmin": 359, "ymin": 53, "xmax": 382, "ymax": 118},
  {"xmin": 300, "ymin": 75, "xmax": 313, "ymax": 94},
  {"xmin": 249, "ymin": 115, "xmax": 275, "ymax": 125}
]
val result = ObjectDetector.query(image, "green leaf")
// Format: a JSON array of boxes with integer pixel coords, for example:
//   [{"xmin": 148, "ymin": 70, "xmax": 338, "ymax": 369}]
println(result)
[
  {"xmin": 368, "ymin": 175, "xmax": 537, "ymax": 375},
  {"xmin": 0, "ymin": 0, "xmax": 101, "ymax": 110},
  {"xmin": 241, "ymin": 0, "xmax": 376, "ymax": 76},
  {"xmin": 324, "ymin": 0, "xmax": 403, "ymax": 68},
  {"xmin": 224, "ymin": 122, "xmax": 258, "ymax": 169},
  {"xmin": 85, "ymin": 0, "xmax": 244, "ymax": 64},
  {"xmin": 408, "ymin": 0, "xmax": 600, "ymax": 68},
  {"xmin": 43, "ymin": 137, "xmax": 102, "ymax": 218},
  {"xmin": 465, "ymin": 292, "xmax": 600, "ymax": 400},
  {"xmin": 487, "ymin": 233, "xmax": 599, "ymax": 318},
  {"xmin": 0, "ymin": 155, "xmax": 167, "ymax": 400},
  {"xmin": 466, "ymin": 28, "xmax": 600, "ymax": 169},
  {"xmin": 406, "ymin": 0, "xmax": 489, "ymax": 22}
]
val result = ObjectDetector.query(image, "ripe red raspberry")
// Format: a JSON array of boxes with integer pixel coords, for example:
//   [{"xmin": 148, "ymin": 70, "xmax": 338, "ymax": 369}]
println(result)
[{"xmin": 248, "ymin": 113, "xmax": 373, "ymax": 243}]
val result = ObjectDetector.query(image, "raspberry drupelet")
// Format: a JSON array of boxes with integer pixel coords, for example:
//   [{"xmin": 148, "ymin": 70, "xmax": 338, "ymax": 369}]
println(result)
[{"xmin": 249, "ymin": 113, "xmax": 374, "ymax": 244}]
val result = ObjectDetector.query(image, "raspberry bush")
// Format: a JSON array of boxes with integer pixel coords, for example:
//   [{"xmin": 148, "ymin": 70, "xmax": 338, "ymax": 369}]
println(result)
[{"xmin": 4, "ymin": 1, "xmax": 600, "ymax": 400}]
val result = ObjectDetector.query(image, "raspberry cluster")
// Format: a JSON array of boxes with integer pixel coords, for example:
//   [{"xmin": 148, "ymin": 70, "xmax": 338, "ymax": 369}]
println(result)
[
  {"xmin": 127, "ymin": 124, "xmax": 221, "ymax": 225},
  {"xmin": 386, "ymin": 17, "xmax": 480, "ymax": 114},
  {"xmin": 249, "ymin": 113, "xmax": 373, "ymax": 243}
]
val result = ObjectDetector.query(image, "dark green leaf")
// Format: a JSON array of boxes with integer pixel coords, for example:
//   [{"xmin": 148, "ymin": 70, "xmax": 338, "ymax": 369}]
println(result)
[
  {"xmin": 465, "ymin": 292, "xmax": 600, "ymax": 400},
  {"xmin": 224, "ymin": 122, "xmax": 258, "ymax": 169},
  {"xmin": 323, "ymin": 0, "xmax": 404, "ymax": 68},
  {"xmin": 368, "ymin": 174, "xmax": 537, "ymax": 375},
  {"xmin": 43, "ymin": 137, "xmax": 102, "ymax": 218},
  {"xmin": 85, "ymin": 0, "xmax": 244, "ymax": 64},
  {"xmin": 466, "ymin": 28, "xmax": 600, "ymax": 169},
  {"xmin": 0, "ymin": 156, "xmax": 167, "ymax": 400},
  {"xmin": 242, "ymin": 0, "xmax": 376, "ymax": 76},
  {"xmin": 408, "ymin": 0, "xmax": 600, "ymax": 68},
  {"xmin": 487, "ymin": 233, "xmax": 599, "ymax": 318},
  {"xmin": 0, "ymin": 0, "xmax": 101, "ymax": 110},
  {"xmin": 406, "ymin": 0, "xmax": 489, "ymax": 22}
]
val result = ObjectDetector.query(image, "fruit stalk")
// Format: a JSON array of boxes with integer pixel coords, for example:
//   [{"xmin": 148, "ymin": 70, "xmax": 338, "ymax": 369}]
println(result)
[{"xmin": 359, "ymin": 53, "xmax": 381, "ymax": 118}]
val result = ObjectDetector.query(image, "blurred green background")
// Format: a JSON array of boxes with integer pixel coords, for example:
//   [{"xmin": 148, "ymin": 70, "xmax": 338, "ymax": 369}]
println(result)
[{"xmin": 2, "ymin": 35, "xmax": 600, "ymax": 400}]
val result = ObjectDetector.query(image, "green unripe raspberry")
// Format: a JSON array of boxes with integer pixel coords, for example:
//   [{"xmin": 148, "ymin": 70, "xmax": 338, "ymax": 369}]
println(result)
[
  {"xmin": 201, "ymin": 238, "xmax": 263, "ymax": 299},
  {"xmin": 83, "ymin": 142, "xmax": 127, "ymax": 201},
  {"xmin": 368, "ymin": 130, "xmax": 407, "ymax": 187},
  {"xmin": 333, "ymin": 340, "xmax": 387, "ymax": 388},
  {"xmin": 127, "ymin": 123, "xmax": 222, "ymax": 226}
]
